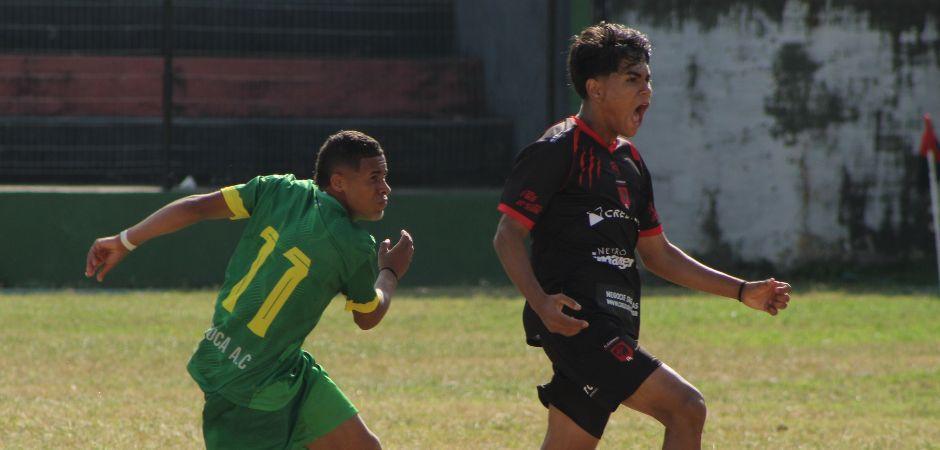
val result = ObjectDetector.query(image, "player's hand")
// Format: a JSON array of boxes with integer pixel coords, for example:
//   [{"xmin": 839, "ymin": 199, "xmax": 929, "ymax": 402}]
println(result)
[
  {"xmin": 84, "ymin": 235, "xmax": 130, "ymax": 282},
  {"xmin": 531, "ymin": 293, "xmax": 590, "ymax": 337},
  {"xmin": 741, "ymin": 278, "xmax": 792, "ymax": 316},
  {"xmin": 377, "ymin": 229, "xmax": 414, "ymax": 280}
]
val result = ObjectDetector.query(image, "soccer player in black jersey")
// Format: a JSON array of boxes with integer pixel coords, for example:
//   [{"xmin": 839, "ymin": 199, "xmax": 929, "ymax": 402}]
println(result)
[{"xmin": 493, "ymin": 23, "xmax": 792, "ymax": 449}]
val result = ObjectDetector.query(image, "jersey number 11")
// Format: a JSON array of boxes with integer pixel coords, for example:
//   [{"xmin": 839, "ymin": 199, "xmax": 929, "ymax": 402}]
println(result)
[{"xmin": 220, "ymin": 226, "xmax": 311, "ymax": 338}]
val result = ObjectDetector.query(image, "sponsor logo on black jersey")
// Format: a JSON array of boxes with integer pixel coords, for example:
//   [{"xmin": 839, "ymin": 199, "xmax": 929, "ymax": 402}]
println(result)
[
  {"xmin": 583, "ymin": 384, "xmax": 599, "ymax": 397},
  {"xmin": 586, "ymin": 206, "xmax": 636, "ymax": 227},
  {"xmin": 604, "ymin": 336, "xmax": 635, "ymax": 363},
  {"xmin": 514, "ymin": 189, "xmax": 542, "ymax": 215},
  {"xmin": 597, "ymin": 285, "xmax": 639, "ymax": 317},
  {"xmin": 591, "ymin": 247, "xmax": 635, "ymax": 269}
]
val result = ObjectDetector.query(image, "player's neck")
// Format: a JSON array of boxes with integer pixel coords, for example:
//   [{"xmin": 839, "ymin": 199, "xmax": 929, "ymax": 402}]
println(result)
[{"xmin": 576, "ymin": 104, "xmax": 616, "ymax": 145}]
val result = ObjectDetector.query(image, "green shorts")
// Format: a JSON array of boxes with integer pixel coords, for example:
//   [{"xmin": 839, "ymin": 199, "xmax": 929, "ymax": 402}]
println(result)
[{"xmin": 202, "ymin": 357, "xmax": 358, "ymax": 450}]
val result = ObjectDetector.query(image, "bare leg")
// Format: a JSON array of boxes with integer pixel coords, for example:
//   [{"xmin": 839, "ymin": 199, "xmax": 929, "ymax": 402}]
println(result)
[
  {"xmin": 622, "ymin": 363, "xmax": 707, "ymax": 450},
  {"xmin": 306, "ymin": 414, "xmax": 381, "ymax": 450},
  {"xmin": 540, "ymin": 405, "xmax": 600, "ymax": 450}
]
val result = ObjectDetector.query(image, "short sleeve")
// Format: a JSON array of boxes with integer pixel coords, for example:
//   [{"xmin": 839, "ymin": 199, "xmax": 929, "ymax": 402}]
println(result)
[
  {"xmin": 343, "ymin": 251, "xmax": 380, "ymax": 313},
  {"xmin": 220, "ymin": 175, "xmax": 288, "ymax": 221},
  {"xmin": 497, "ymin": 141, "xmax": 572, "ymax": 230},
  {"xmin": 637, "ymin": 157, "xmax": 663, "ymax": 237}
]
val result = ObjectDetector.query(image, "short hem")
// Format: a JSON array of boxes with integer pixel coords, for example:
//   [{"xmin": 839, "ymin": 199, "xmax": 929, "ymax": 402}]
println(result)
[
  {"xmin": 288, "ymin": 361, "xmax": 360, "ymax": 449},
  {"xmin": 290, "ymin": 405, "xmax": 359, "ymax": 449},
  {"xmin": 531, "ymin": 329, "xmax": 662, "ymax": 438},
  {"xmin": 536, "ymin": 372, "xmax": 610, "ymax": 439}
]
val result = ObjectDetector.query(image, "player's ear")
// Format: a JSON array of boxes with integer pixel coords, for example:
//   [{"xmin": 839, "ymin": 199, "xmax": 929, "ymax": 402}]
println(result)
[
  {"xmin": 586, "ymin": 78, "xmax": 603, "ymax": 100},
  {"xmin": 329, "ymin": 172, "xmax": 346, "ymax": 192}
]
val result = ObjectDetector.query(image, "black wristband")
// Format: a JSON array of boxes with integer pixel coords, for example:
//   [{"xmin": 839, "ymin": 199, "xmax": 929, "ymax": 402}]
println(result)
[
  {"xmin": 736, "ymin": 281, "xmax": 746, "ymax": 302},
  {"xmin": 380, "ymin": 266, "xmax": 399, "ymax": 281}
]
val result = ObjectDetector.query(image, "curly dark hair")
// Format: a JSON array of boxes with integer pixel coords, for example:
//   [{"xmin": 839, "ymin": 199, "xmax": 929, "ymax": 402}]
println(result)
[
  {"xmin": 313, "ymin": 130, "xmax": 384, "ymax": 189},
  {"xmin": 568, "ymin": 22, "xmax": 652, "ymax": 99}
]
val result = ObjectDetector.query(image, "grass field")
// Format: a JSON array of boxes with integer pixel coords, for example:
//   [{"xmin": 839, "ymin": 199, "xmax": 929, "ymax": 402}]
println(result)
[{"xmin": 1, "ymin": 287, "xmax": 938, "ymax": 449}]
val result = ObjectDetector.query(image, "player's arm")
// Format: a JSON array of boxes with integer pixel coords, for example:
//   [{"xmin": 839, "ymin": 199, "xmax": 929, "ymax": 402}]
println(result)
[
  {"xmin": 635, "ymin": 231, "xmax": 792, "ymax": 315},
  {"xmin": 353, "ymin": 229, "xmax": 414, "ymax": 330},
  {"xmin": 84, "ymin": 191, "xmax": 234, "ymax": 282},
  {"xmin": 493, "ymin": 214, "xmax": 589, "ymax": 336},
  {"xmin": 493, "ymin": 138, "xmax": 588, "ymax": 336}
]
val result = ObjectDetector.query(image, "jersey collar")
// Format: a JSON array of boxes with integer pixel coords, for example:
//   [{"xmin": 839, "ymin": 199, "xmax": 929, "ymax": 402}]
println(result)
[
  {"xmin": 315, "ymin": 187, "xmax": 351, "ymax": 218},
  {"xmin": 571, "ymin": 115, "xmax": 619, "ymax": 154}
]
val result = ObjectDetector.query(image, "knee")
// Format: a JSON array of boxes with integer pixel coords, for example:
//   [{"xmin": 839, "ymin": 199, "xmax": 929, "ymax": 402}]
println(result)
[
  {"xmin": 675, "ymin": 391, "xmax": 707, "ymax": 429},
  {"xmin": 657, "ymin": 390, "xmax": 706, "ymax": 430},
  {"xmin": 361, "ymin": 432, "xmax": 382, "ymax": 450}
]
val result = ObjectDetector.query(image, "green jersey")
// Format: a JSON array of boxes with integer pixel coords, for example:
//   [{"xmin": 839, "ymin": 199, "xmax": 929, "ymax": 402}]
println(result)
[{"xmin": 187, "ymin": 174, "xmax": 379, "ymax": 411}]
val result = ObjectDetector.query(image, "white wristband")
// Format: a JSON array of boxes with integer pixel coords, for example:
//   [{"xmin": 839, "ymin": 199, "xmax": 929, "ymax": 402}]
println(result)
[{"xmin": 119, "ymin": 229, "xmax": 138, "ymax": 251}]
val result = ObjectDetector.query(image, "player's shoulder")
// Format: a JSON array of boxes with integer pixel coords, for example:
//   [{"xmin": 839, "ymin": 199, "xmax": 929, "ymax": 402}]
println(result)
[
  {"xmin": 315, "ymin": 190, "xmax": 375, "ymax": 255},
  {"xmin": 329, "ymin": 213, "xmax": 374, "ymax": 248},
  {"xmin": 334, "ymin": 223, "xmax": 376, "ymax": 265},
  {"xmin": 615, "ymin": 137, "xmax": 645, "ymax": 164},
  {"xmin": 517, "ymin": 117, "xmax": 577, "ymax": 158},
  {"xmin": 537, "ymin": 117, "xmax": 578, "ymax": 146},
  {"xmin": 258, "ymin": 173, "xmax": 308, "ymax": 188},
  {"xmin": 254, "ymin": 173, "xmax": 295, "ymax": 183},
  {"xmin": 256, "ymin": 174, "xmax": 318, "ymax": 197},
  {"xmin": 348, "ymin": 228, "xmax": 377, "ymax": 257}
]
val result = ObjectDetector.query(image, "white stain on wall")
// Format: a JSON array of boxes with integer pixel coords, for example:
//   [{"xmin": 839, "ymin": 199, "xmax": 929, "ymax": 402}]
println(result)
[{"xmin": 617, "ymin": 2, "xmax": 940, "ymax": 267}]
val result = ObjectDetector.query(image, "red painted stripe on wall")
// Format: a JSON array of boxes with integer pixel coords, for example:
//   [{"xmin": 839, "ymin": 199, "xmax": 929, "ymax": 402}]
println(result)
[{"xmin": 0, "ymin": 55, "xmax": 484, "ymax": 118}]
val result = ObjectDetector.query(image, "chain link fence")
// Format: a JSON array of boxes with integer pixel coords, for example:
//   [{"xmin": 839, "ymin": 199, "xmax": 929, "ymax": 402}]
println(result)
[{"xmin": 0, "ymin": 0, "xmax": 512, "ymax": 187}]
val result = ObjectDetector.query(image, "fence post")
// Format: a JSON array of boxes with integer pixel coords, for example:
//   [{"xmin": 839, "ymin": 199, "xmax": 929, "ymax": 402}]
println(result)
[
  {"xmin": 593, "ymin": 0, "xmax": 608, "ymax": 22},
  {"xmin": 161, "ymin": 0, "xmax": 174, "ymax": 189},
  {"xmin": 546, "ymin": 0, "xmax": 557, "ymax": 125}
]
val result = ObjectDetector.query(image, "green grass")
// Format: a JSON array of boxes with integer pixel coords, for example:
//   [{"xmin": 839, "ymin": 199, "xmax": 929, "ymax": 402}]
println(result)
[{"xmin": 1, "ymin": 288, "xmax": 938, "ymax": 449}]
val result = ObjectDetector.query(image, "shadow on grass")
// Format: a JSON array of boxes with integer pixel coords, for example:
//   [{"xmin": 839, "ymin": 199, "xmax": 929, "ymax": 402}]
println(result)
[
  {"xmin": 5, "ymin": 260, "xmax": 940, "ymax": 300},
  {"xmin": 635, "ymin": 257, "xmax": 940, "ymax": 297}
]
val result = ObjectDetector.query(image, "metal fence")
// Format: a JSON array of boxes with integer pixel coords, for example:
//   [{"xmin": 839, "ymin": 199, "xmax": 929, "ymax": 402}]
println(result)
[{"xmin": 0, "ymin": 0, "xmax": 512, "ymax": 187}]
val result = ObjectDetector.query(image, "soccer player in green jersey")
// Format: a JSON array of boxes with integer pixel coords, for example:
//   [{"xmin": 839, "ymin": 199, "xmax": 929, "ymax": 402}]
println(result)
[{"xmin": 84, "ymin": 130, "xmax": 413, "ymax": 449}]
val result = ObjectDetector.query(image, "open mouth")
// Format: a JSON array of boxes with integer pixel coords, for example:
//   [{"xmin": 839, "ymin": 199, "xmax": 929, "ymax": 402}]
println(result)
[{"xmin": 632, "ymin": 103, "xmax": 649, "ymax": 127}]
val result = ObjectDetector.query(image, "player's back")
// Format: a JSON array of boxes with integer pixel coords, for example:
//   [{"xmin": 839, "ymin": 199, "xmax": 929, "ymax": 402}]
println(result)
[{"xmin": 187, "ymin": 174, "xmax": 377, "ymax": 411}]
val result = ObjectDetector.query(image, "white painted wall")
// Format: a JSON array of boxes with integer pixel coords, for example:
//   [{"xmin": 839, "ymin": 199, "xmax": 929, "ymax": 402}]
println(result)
[{"xmin": 614, "ymin": 3, "xmax": 940, "ymax": 266}]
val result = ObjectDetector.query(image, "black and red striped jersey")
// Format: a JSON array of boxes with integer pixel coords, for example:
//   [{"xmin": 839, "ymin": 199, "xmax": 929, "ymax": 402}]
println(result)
[{"xmin": 498, "ymin": 116, "xmax": 662, "ymax": 339}]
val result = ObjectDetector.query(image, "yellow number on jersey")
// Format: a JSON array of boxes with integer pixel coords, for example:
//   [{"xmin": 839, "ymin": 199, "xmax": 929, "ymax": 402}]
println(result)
[
  {"xmin": 247, "ymin": 247, "xmax": 311, "ymax": 337},
  {"xmin": 219, "ymin": 226, "xmax": 312, "ymax": 338},
  {"xmin": 221, "ymin": 226, "xmax": 279, "ymax": 313}
]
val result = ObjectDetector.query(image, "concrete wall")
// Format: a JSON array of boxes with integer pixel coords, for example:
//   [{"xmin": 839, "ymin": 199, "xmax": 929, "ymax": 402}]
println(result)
[
  {"xmin": 454, "ymin": 0, "xmax": 576, "ymax": 149},
  {"xmin": 611, "ymin": 1, "xmax": 940, "ymax": 268}
]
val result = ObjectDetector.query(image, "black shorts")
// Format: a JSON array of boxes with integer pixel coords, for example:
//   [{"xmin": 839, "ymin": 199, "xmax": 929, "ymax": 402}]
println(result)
[{"xmin": 524, "ymin": 303, "xmax": 661, "ymax": 439}]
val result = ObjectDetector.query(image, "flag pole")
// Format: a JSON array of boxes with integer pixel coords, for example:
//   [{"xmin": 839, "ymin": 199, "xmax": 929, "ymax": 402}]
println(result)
[
  {"xmin": 921, "ymin": 114, "xmax": 940, "ymax": 293},
  {"xmin": 927, "ymin": 151, "xmax": 940, "ymax": 292}
]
